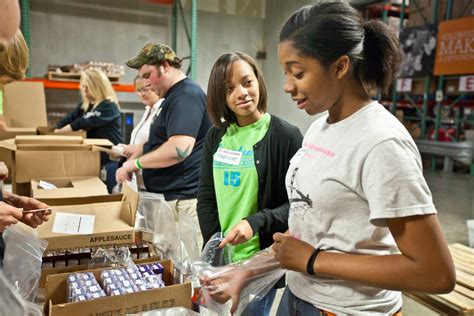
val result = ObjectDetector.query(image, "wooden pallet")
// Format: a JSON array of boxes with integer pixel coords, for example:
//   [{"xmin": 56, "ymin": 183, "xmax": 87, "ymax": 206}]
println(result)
[
  {"xmin": 47, "ymin": 71, "xmax": 121, "ymax": 83},
  {"xmin": 405, "ymin": 244, "xmax": 474, "ymax": 316}
]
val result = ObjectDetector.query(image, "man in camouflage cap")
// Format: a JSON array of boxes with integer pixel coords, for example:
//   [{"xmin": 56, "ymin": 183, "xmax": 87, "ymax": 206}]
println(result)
[
  {"xmin": 125, "ymin": 43, "xmax": 181, "ymax": 69},
  {"xmin": 117, "ymin": 43, "xmax": 211, "ymax": 250}
]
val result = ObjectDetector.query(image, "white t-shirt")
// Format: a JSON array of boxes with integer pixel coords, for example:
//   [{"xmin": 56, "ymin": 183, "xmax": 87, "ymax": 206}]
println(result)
[
  {"xmin": 286, "ymin": 101, "xmax": 436, "ymax": 315},
  {"xmin": 130, "ymin": 98, "xmax": 164, "ymax": 145}
]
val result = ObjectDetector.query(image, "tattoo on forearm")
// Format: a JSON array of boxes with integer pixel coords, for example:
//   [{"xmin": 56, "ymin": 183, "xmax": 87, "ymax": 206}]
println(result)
[{"xmin": 175, "ymin": 145, "xmax": 191, "ymax": 162}]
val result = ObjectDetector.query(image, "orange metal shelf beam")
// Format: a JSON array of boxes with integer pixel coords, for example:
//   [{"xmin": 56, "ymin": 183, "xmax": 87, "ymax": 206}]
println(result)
[{"xmin": 24, "ymin": 78, "xmax": 135, "ymax": 93}]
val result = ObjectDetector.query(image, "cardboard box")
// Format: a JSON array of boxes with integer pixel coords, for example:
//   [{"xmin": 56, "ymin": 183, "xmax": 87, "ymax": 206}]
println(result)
[
  {"xmin": 404, "ymin": 121, "xmax": 422, "ymax": 139},
  {"xmin": 445, "ymin": 78, "xmax": 460, "ymax": 95},
  {"xmin": 45, "ymin": 260, "xmax": 191, "ymax": 316},
  {"xmin": 407, "ymin": 0, "xmax": 473, "ymax": 27},
  {"xmin": 39, "ymin": 256, "xmax": 161, "ymax": 290},
  {"xmin": 31, "ymin": 176, "xmax": 108, "ymax": 199},
  {"xmin": 37, "ymin": 126, "xmax": 87, "ymax": 138},
  {"xmin": 36, "ymin": 181, "xmax": 139, "ymax": 251},
  {"xmin": 38, "ymin": 193, "xmax": 122, "ymax": 207},
  {"xmin": 0, "ymin": 128, "xmax": 37, "ymax": 183},
  {"xmin": 0, "ymin": 135, "xmax": 112, "ymax": 195},
  {"xmin": 411, "ymin": 78, "xmax": 436, "ymax": 95},
  {"xmin": 0, "ymin": 127, "xmax": 37, "ymax": 140},
  {"xmin": 2, "ymin": 81, "xmax": 48, "ymax": 127}
]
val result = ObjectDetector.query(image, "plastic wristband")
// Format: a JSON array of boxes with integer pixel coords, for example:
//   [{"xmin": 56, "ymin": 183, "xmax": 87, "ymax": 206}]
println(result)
[
  {"xmin": 135, "ymin": 158, "xmax": 143, "ymax": 170},
  {"xmin": 306, "ymin": 248, "xmax": 322, "ymax": 275}
]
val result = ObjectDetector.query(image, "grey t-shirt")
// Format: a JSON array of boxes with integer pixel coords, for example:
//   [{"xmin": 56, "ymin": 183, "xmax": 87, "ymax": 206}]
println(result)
[{"xmin": 286, "ymin": 101, "xmax": 436, "ymax": 315}]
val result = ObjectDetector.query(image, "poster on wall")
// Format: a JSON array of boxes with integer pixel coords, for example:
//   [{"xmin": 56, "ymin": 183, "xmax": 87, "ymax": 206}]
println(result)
[
  {"xmin": 398, "ymin": 25, "xmax": 437, "ymax": 78},
  {"xmin": 434, "ymin": 17, "xmax": 474, "ymax": 76}
]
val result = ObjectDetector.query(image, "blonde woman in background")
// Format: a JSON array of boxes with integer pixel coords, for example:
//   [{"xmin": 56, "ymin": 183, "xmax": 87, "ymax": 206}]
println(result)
[
  {"xmin": 114, "ymin": 76, "xmax": 164, "ymax": 190},
  {"xmin": 56, "ymin": 68, "xmax": 123, "ymax": 192}
]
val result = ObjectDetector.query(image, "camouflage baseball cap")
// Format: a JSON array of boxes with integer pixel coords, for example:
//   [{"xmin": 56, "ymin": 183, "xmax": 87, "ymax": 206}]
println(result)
[{"xmin": 126, "ymin": 43, "xmax": 179, "ymax": 69}]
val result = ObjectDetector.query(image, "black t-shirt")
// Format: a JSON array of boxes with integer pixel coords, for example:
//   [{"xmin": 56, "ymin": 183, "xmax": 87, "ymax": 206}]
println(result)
[{"xmin": 143, "ymin": 78, "xmax": 211, "ymax": 200}]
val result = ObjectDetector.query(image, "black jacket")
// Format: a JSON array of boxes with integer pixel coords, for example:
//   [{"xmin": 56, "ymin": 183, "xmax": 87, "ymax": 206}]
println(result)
[
  {"xmin": 197, "ymin": 115, "xmax": 303, "ymax": 251},
  {"xmin": 57, "ymin": 100, "xmax": 123, "ymax": 145}
]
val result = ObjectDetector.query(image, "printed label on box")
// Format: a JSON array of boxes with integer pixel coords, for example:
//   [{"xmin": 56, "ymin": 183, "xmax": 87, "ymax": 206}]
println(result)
[{"xmin": 52, "ymin": 213, "xmax": 95, "ymax": 235}]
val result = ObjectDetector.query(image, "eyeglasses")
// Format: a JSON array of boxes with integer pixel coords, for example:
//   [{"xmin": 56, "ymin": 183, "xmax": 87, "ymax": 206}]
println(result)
[{"xmin": 136, "ymin": 86, "xmax": 152, "ymax": 94}]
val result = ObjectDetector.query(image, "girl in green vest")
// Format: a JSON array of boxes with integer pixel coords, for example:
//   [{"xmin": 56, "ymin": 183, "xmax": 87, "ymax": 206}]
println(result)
[{"xmin": 197, "ymin": 52, "xmax": 303, "ymax": 316}]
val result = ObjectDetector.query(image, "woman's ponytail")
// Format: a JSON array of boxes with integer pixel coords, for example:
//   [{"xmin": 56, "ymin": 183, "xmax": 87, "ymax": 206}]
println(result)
[{"xmin": 355, "ymin": 20, "xmax": 401, "ymax": 95}]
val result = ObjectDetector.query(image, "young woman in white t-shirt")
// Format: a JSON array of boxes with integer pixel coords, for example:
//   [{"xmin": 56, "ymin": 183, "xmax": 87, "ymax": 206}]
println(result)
[{"xmin": 270, "ymin": 2, "xmax": 455, "ymax": 315}]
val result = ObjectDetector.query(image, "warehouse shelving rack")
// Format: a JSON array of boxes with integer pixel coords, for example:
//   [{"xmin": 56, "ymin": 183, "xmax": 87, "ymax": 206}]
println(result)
[{"xmin": 358, "ymin": 0, "xmax": 474, "ymax": 175}]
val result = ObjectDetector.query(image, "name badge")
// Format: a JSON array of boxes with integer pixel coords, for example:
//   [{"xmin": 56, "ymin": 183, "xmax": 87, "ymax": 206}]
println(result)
[
  {"xmin": 290, "ymin": 148, "xmax": 307, "ymax": 165},
  {"xmin": 214, "ymin": 148, "xmax": 242, "ymax": 166}
]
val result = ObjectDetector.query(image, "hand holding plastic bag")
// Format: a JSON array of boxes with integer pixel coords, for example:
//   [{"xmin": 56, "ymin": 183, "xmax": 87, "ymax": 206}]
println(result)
[
  {"xmin": 2, "ymin": 223, "xmax": 48, "ymax": 302},
  {"xmin": 194, "ymin": 248, "xmax": 285, "ymax": 315},
  {"xmin": 199, "ymin": 232, "xmax": 232, "ymax": 267}
]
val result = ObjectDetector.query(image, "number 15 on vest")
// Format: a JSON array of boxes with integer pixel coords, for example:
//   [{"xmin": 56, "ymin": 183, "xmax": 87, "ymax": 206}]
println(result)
[{"xmin": 224, "ymin": 171, "xmax": 241, "ymax": 187}]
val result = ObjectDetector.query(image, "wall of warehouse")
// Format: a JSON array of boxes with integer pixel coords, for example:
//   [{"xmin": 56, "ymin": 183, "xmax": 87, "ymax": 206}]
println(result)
[
  {"xmin": 261, "ymin": 0, "xmax": 316, "ymax": 133},
  {"xmin": 27, "ymin": 0, "xmax": 316, "ymax": 132}
]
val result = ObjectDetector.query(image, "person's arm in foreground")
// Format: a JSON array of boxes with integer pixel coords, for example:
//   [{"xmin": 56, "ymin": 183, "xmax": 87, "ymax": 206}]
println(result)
[{"xmin": 1, "ymin": 191, "xmax": 51, "ymax": 229}]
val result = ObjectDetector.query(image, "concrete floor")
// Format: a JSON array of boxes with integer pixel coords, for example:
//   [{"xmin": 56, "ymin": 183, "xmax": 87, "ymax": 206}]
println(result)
[{"xmin": 270, "ymin": 169, "xmax": 473, "ymax": 316}]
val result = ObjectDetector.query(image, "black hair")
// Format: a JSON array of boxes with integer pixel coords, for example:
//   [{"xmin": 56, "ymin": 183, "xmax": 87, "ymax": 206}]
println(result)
[
  {"xmin": 279, "ymin": 1, "xmax": 400, "ymax": 94},
  {"xmin": 207, "ymin": 52, "xmax": 268, "ymax": 128}
]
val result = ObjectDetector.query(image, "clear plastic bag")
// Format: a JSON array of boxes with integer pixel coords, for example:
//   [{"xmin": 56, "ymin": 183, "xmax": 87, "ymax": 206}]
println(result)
[
  {"xmin": 178, "ymin": 213, "xmax": 200, "ymax": 262},
  {"xmin": 148, "ymin": 200, "xmax": 200, "ymax": 283},
  {"xmin": 129, "ymin": 307, "xmax": 199, "ymax": 316},
  {"xmin": 193, "ymin": 248, "xmax": 285, "ymax": 315},
  {"xmin": 135, "ymin": 191, "xmax": 169, "ymax": 234},
  {"xmin": 199, "ymin": 232, "xmax": 233, "ymax": 267},
  {"xmin": 2, "ymin": 224, "xmax": 48, "ymax": 302},
  {"xmin": 88, "ymin": 246, "xmax": 134, "ymax": 269},
  {"xmin": 0, "ymin": 271, "xmax": 42, "ymax": 316}
]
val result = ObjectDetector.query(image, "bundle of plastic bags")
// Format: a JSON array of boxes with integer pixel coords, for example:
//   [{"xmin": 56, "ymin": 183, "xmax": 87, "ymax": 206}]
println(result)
[
  {"xmin": 134, "ymin": 191, "xmax": 200, "ymax": 279},
  {"xmin": 193, "ymin": 234, "xmax": 285, "ymax": 315},
  {"xmin": 134, "ymin": 191, "xmax": 168, "ymax": 235},
  {"xmin": 88, "ymin": 246, "xmax": 134, "ymax": 269},
  {"xmin": 2, "ymin": 223, "xmax": 48, "ymax": 302}
]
